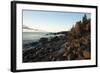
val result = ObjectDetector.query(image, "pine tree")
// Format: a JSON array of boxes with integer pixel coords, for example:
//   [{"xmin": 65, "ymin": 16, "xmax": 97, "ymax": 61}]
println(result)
[{"xmin": 82, "ymin": 14, "xmax": 87, "ymax": 24}]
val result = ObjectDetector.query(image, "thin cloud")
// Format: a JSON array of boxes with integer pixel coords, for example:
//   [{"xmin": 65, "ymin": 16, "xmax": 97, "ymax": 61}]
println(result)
[
  {"xmin": 23, "ymin": 25, "xmax": 46, "ymax": 32},
  {"xmin": 23, "ymin": 25, "xmax": 34, "ymax": 30}
]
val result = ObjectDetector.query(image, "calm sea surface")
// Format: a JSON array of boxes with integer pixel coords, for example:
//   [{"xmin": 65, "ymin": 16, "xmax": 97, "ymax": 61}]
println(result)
[{"xmin": 23, "ymin": 32, "xmax": 58, "ymax": 44}]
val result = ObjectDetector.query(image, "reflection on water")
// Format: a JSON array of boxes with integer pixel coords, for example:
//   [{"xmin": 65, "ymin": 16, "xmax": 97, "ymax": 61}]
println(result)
[{"xmin": 23, "ymin": 32, "xmax": 63, "ymax": 44}]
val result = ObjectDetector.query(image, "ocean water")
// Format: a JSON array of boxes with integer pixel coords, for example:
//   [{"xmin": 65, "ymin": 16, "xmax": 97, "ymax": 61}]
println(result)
[{"xmin": 23, "ymin": 32, "xmax": 56, "ymax": 44}]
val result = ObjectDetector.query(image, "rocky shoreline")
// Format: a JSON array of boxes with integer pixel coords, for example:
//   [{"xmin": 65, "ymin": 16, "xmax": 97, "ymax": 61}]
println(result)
[{"xmin": 23, "ymin": 14, "xmax": 91, "ymax": 63}]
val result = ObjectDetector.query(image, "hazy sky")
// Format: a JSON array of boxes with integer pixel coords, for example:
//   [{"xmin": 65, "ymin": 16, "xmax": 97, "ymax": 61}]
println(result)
[{"xmin": 23, "ymin": 10, "xmax": 90, "ymax": 32}]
